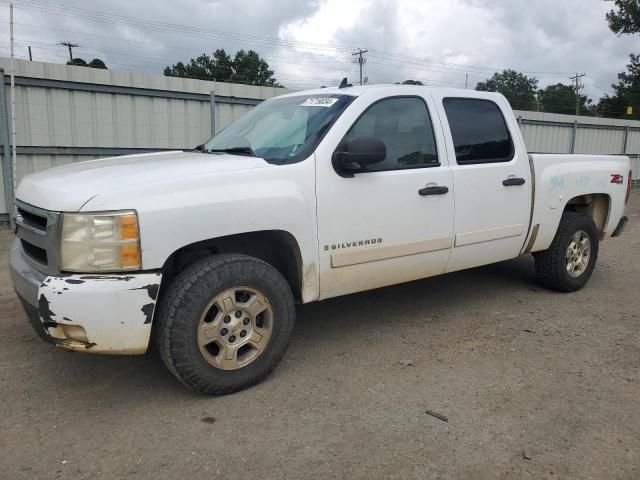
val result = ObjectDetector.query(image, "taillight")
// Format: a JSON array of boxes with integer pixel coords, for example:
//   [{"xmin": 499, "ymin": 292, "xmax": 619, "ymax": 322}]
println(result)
[{"xmin": 626, "ymin": 169, "xmax": 632, "ymax": 205}]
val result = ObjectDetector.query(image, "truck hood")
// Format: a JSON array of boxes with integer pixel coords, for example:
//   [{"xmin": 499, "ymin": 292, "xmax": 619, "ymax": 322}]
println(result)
[{"xmin": 15, "ymin": 151, "xmax": 271, "ymax": 212}]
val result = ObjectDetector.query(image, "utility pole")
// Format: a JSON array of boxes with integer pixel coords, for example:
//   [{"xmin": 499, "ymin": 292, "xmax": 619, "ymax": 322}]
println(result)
[
  {"xmin": 28, "ymin": 46, "xmax": 32, "ymax": 61},
  {"xmin": 464, "ymin": 72, "xmax": 468, "ymax": 89},
  {"xmin": 59, "ymin": 41, "xmax": 79, "ymax": 60},
  {"xmin": 352, "ymin": 48, "xmax": 368, "ymax": 86},
  {"xmin": 10, "ymin": 4, "xmax": 16, "ymax": 202},
  {"xmin": 569, "ymin": 73, "xmax": 586, "ymax": 116}
]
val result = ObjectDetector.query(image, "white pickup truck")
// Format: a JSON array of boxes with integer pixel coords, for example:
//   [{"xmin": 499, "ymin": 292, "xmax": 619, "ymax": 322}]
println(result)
[{"xmin": 10, "ymin": 85, "xmax": 631, "ymax": 394}]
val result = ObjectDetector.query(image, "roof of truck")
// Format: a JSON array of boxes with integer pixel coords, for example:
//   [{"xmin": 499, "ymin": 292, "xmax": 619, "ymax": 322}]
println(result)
[{"xmin": 279, "ymin": 83, "xmax": 506, "ymax": 101}]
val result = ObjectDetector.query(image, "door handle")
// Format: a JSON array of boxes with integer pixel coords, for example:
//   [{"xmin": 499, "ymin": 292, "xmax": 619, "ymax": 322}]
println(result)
[
  {"xmin": 419, "ymin": 185, "xmax": 449, "ymax": 196},
  {"xmin": 502, "ymin": 177, "xmax": 525, "ymax": 186}
]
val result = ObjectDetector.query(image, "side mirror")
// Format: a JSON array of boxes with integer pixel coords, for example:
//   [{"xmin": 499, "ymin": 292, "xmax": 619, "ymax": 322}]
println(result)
[{"xmin": 332, "ymin": 137, "xmax": 386, "ymax": 177}]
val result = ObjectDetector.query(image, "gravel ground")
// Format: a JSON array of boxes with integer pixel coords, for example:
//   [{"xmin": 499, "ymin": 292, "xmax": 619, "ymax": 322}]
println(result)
[{"xmin": 1, "ymin": 191, "xmax": 639, "ymax": 480}]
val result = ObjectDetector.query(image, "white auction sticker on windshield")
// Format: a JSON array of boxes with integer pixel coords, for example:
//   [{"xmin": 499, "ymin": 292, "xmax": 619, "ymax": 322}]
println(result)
[{"xmin": 300, "ymin": 97, "xmax": 339, "ymax": 107}]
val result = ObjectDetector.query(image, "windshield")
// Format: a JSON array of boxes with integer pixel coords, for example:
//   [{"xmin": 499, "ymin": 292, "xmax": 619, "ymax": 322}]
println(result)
[{"xmin": 204, "ymin": 94, "xmax": 355, "ymax": 164}]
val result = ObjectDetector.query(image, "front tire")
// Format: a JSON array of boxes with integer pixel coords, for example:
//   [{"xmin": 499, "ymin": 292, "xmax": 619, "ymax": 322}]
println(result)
[
  {"xmin": 534, "ymin": 211, "xmax": 599, "ymax": 292},
  {"xmin": 156, "ymin": 254, "xmax": 296, "ymax": 395}
]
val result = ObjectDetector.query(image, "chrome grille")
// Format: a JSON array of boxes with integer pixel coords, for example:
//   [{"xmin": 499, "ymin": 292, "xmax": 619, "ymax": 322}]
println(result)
[{"xmin": 15, "ymin": 200, "xmax": 61, "ymax": 275}]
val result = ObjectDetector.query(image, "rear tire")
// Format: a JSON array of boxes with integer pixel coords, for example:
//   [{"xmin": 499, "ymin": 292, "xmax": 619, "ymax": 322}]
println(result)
[
  {"xmin": 155, "ymin": 254, "xmax": 296, "ymax": 395},
  {"xmin": 534, "ymin": 211, "xmax": 599, "ymax": 292}
]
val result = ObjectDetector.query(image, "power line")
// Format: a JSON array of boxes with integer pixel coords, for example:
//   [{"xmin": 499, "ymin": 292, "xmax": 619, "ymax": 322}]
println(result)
[
  {"xmin": 1, "ymin": 0, "xmax": 355, "ymax": 52},
  {"xmin": 8, "ymin": 41, "xmax": 467, "ymax": 90},
  {"xmin": 13, "ymin": 38, "xmax": 356, "ymax": 76},
  {"xmin": 1, "ymin": 0, "xmax": 620, "ymax": 102},
  {"xmin": 7, "ymin": 37, "xmax": 464, "ymax": 88},
  {"xmin": 6, "ymin": 17, "xmax": 573, "ymax": 83},
  {"xmin": 5, "ymin": 22, "xmax": 470, "ymax": 82},
  {"xmin": 58, "ymin": 40, "xmax": 77, "ymax": 60},
  {"xmin": 0, "ymin": 41, "xmax": 631, "ymax": 107},
  {"xmin": 3, "ymin": 22, "xmax": 513, "ymax": 87},
  {"xmin": 1, "ymin": 0, "xmax": 580, "ymax": 78},
  {"xmin": 367, "ymin": 50, "xmax": 577, "ymax": 77},
  {"xmin": 9, "ymin": 39, "xmax": 606, "ymax": 97},
  {"xmin": 1, "ymin": 36, "xmax": 615, "ymax": 99}
]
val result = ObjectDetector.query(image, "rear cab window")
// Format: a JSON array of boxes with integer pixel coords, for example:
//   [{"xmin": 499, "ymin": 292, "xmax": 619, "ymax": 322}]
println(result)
[{"xmin": 442, "ymin": 98, "xmax": 515, "ymax": 165}]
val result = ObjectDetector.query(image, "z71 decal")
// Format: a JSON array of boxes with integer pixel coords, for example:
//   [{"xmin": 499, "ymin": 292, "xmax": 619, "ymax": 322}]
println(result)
[{"xmin": 611, "ymin": 174, "xmax": 624, "ymax": 185}]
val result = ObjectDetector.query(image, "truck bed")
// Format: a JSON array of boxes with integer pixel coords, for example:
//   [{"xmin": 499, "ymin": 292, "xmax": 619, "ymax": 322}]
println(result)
[{"xmin": 527, "ymin": 153, "xmax": 630, "ymax": 253}]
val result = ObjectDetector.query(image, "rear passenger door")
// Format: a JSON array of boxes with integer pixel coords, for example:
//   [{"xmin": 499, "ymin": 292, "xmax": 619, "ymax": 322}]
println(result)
[{"xmin": 432, "ymin": 95, "xmax": 531, "ymax": 272}]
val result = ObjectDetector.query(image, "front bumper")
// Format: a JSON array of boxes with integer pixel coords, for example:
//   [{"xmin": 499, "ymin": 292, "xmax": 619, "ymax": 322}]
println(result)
[{"xmin": 10, "ymin": 239, "xmax": 162, "ymax": 354}]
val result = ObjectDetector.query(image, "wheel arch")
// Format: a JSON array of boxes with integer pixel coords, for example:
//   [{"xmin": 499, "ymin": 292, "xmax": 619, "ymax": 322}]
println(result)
[
  {"xmin": 160, "ymin": 230, "xmax": 305, "ymax": 302},
  {"xmin": 563, "ymin": 193, "xmax": 611, "ymax": 239}
]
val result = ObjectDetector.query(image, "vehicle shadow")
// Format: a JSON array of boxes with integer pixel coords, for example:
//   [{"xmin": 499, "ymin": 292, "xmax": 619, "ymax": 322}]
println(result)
[{"xmin": 295, "ymin": 254, "xmax": 539, "ymax": 333}]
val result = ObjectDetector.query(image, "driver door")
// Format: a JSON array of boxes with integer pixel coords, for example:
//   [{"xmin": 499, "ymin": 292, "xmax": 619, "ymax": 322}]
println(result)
[{"xmin": 314, "ymin": 91, "xmax": 455, "ymax": 300}]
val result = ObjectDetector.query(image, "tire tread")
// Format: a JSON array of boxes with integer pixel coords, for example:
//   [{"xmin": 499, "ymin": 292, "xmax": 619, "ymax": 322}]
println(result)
[
  {"xmin": 155, "ymin": 254, "xmax": 295, "ymax": 395},
  {"xmin": 534, "ymin": 211, "xmax": 598, "ymax": 292}
]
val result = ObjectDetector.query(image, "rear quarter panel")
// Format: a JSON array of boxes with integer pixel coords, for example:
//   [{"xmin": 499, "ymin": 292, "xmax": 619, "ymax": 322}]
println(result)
[{"xmin": 528, "ymin": 154, "xmax": 630, "ymax": 252}]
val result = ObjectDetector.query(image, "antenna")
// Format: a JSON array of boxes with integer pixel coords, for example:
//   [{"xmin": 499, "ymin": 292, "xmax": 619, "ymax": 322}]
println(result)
[{"xmin": 338, "ymin": 77, "xmax": 352, "ymax": 89}]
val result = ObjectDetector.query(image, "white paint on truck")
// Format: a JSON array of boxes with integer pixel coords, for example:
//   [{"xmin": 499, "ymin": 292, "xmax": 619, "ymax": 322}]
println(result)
[{"xmin": 11, "ymin": 84, "xmax": 631, "ymax": 363}]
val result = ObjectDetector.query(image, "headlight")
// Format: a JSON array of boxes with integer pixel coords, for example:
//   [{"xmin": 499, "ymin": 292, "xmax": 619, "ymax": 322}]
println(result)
[{"xmin": 60, "ymin": 211, "xmax": 141, "ymax": 272}]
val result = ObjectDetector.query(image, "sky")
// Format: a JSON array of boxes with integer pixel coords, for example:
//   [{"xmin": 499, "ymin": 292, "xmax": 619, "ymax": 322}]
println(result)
[{"xmin": 0, "ymin": 0, "xmax": 637, "ymax": 100}]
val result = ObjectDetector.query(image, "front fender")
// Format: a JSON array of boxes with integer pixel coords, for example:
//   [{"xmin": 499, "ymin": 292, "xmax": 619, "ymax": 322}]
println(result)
[{"xmin": 81, "ymin": 158, "xmax": 320, "ymax": 302}]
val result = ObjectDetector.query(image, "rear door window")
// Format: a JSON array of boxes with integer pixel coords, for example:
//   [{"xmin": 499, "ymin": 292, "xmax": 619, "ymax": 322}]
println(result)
[{"xmin": 443, "ymin": 98, "xmax": 514, "ymax": 165}]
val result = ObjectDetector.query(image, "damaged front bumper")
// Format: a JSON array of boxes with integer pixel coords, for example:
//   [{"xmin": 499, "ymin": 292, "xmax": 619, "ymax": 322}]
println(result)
[{"xmin": 10, "ymin": 240, "xmax": 162, "ymax": 354}]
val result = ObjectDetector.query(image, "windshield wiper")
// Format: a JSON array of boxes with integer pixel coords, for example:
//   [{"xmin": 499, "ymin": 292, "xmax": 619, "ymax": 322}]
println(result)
[{"xmin": 207, "ymin": 147, "xmax": 256, "ymax": 157}]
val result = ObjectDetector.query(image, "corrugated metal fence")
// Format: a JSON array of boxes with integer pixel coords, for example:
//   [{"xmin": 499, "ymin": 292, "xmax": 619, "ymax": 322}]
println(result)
[
  {"xmin": 513, "ymin": 110, "xmax": 640, "ymax": 181},
  {"xmin": 0, "ymin": 58, "xmax": 639, "ymax": 220},
  {"xmin": 0, "ymin": 58, "xmax": 286, "ymax": 218},
  {"xmin": 514, "ymin": 110, "xmax": 639, "ymax": 154}
]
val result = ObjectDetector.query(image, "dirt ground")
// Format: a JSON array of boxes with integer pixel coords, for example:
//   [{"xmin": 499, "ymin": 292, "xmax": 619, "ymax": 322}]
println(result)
[{"xmin": 1, "ymin": 191, "xmax": 639, "ymax": 480}]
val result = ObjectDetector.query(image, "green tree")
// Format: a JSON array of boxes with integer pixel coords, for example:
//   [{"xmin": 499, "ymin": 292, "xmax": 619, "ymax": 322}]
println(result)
[
  {"xmin": 606, "ymin": 0, "xmax": 640, "ymax": 34},
  {"xmin": 66, "ymin": 58, "xmax": 87, "ymax": 67},
  {"xmin": 475, "ymin": 70, "xmax": 538, "ymax": 110},
  {"xmin": 164, "ymin": 49, "xmax": 280, "ymax": 86},
  {"xmin": 164, "ymin": 49, "xmax": 233, "ymax": 81},
  {"xmin": 88, "ymin": 58, "xmax": 108, "ymax": 69},
  {"xmin": 401, "ymin": 79, "xmax": 424, "ymax": 85},
  {"xmin": 231, "ymin": 50, "xmax": 279, "ymax": 86},
  {"xmin": 600, "ymin": 0, "xmax": 640, "ymax": 118},
  {"xmin": 66, "ymin": 57, "xmax": 108, "ymax": 69},
  {"xmin": 538, "ymin": 83, "xmax": 591, "ymax": 115},
  {"xmin": 597, "ymin": 54, "xmax": 640, "ymax": 119}
]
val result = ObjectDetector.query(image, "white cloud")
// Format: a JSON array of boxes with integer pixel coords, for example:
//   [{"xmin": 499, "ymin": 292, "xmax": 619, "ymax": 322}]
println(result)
[
  {"xmin": 279, "ymin": 0, "xmax": 638, "ymax": 96},
  {"xmin": 0, "ymin": 0, "xmax": 636, "ymax": 98},
  {"xmin": 279, "ymin": 0, "xmax": 366, "ymax": 47}
]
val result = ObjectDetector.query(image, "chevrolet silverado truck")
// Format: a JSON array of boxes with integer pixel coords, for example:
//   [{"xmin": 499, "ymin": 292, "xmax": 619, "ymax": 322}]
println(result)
[{"xmin": 10, "ymin": 85, "xmax": 631, "ymax": 394}]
